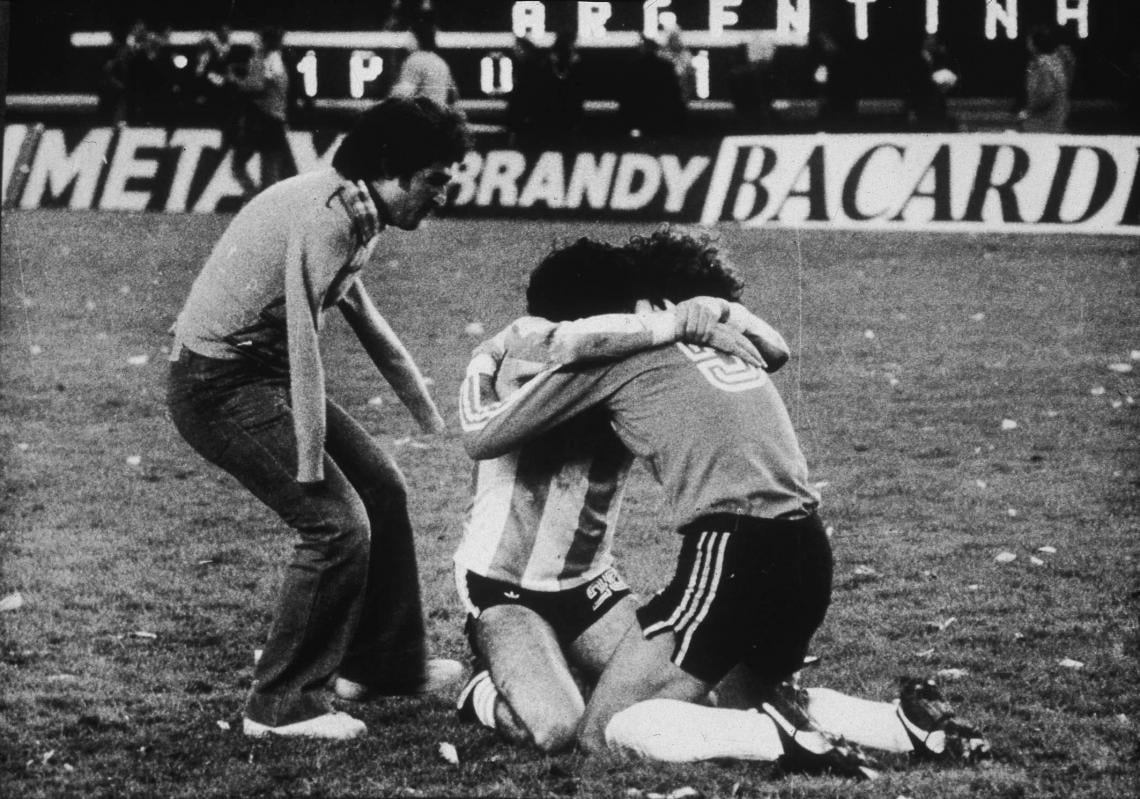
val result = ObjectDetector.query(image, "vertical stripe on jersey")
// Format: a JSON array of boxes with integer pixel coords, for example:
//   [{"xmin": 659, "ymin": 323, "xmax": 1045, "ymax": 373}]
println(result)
[
  {"xmin": 561, "ymin": 432, "xmax": 631, "ymax": 582},
  {"xmin": 486, "ymin": 444, "xmax": 552, "ymax": 579}
]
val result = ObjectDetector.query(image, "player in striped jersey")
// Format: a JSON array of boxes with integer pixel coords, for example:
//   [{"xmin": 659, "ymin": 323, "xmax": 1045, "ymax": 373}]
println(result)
[
  {"xmin": 454, "ymin": 237, "xmax": 785, "ymax": 751},
  {"xmin": 461, "ymin": 229, "xmax": 989, "ymax": 774}
]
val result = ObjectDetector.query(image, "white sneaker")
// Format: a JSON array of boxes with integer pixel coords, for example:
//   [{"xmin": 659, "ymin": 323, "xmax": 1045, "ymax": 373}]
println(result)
[
  {"xmin": 242, "ymin": 711, "xmax": 366, "ymax": 740},
  {"xmin": 334, "ymin": 658, "xmax": 464, "ymax": 701}
]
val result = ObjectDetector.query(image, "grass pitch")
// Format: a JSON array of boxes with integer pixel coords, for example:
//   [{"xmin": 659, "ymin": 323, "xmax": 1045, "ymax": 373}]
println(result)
[{"xmin": 1, "ymin": 210, "xmax": 1137, "ymax": 798}]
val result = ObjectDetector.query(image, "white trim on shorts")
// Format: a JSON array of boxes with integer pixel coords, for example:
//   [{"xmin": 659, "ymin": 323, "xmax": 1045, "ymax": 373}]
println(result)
[
  {"xmin": 642, "ymin": 530, "xmax": 730, "ymax": 667},
  {"xmin": 454, "ymin": 561, "xmax": 481, "ymax": 620}
]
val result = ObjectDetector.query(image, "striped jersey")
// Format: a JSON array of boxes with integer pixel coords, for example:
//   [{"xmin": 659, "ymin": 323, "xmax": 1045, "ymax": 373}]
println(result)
[
  {"xmin": 463, "ymin": 343, "xmax": 820, "ymax": 531},
  {"xmin": 454, "ymin": 312, "xmax": 675, "ymax": 590},
  {"xmin": 455, "ymin": 406, "xmax": 633, "ymax": 590}
]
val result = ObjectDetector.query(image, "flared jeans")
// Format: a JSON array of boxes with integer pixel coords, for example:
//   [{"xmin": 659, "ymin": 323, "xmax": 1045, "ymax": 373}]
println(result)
[{"xmin": 167, "ymin": 348, "xmax": 428, "ymax": 726}]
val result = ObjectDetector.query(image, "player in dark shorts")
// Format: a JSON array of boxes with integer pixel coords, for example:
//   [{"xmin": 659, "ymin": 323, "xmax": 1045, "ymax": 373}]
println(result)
[
  {"xmin": 455, "ymin": 238, "xmax": 779, "ymax": 751},
  {"xmin": 462, "ymin": 228, "xmax": 989, "ymax": 775}
]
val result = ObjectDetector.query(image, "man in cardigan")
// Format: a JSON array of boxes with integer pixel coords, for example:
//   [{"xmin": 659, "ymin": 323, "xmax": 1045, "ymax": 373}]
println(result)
[{"xmin": 167, "ymin": 96, "xmax": 470, "ymax": 740}]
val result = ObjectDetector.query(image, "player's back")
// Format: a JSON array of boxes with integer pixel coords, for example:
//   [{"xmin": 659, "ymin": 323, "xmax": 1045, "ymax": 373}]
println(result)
[{"xmin": 601, "ymin": 342, "xmax": 820, "ymax": 529}]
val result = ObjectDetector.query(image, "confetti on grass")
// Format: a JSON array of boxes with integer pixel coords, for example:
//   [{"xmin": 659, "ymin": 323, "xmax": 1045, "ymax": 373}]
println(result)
[
  {"xmin": 1000, "ymin": 419, "xmax": 1018, "ymax": 430},
  {"xmin": 464, "ymin": 322, "xmax": 486, "ymax": 337},
  {"xmin": 995, "ymin": 551, "xmax": 1017, "ymax": 563},
  {"xmin": 1107, "ymin": 363, "xmax": 1133, "ymax": 373},
  {"xmin": 0, "ymin": 592, "xmax": 24, "ymax": 612},
  {"xmin": 438, "ymin": 742, "xmax": 460, "ymax": 765},
  {"xmin": 1058, "ymin": 658, "xmax": 1085, "ymax": 670},
  {"xmin": 936, "ymin": 668, "xmax": 968, "ymax": 681},
  {"xmin": 926, "ymin": 617, "xmax": 956, "ymax": 632}
]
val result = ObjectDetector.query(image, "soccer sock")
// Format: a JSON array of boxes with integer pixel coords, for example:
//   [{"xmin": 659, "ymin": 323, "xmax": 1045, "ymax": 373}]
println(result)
[
  {"xmin": 804, "ymin": 687, "xmax": 913, "ymax": 753},
  {"xmin": 605, "ymin": 699, "xmax": 784, "ymax": 763},
  {"xmin": 470, "ymin": 672, "xmax": 499, "ymax": 730}
]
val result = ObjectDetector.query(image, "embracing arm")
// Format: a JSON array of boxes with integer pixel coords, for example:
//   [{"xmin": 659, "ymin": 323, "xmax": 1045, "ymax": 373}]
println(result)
[
  {"xmin": 458, "ymin": 354, "xmax": 608, "ymax": 459},
  {"xmin": 674, "ymin": 297, "xmax": 789, "ymax": 373},
  {"xmin": 497, "ymin": 303, "xmax": 764, "ymax": 371},
  {"xmin": 339, "ymin": 279, "xmax": 447, "ymax": 434}
]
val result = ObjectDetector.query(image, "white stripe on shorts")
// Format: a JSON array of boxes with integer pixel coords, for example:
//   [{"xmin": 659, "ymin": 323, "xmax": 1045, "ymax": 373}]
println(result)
[
  {"xmin": 674, "ymin": 532, "xmax": 729, "ymax": 666},
  {"xmin": 644, "ymin": 530, "xmax": 711, "ymax": 636},
  {"xmin": 643, "ymin": 530, "xmax": 728, "ymax": 657},
  {"xmin": 454, "ymin": 561, "xmax": 481, "ymax": 619}
]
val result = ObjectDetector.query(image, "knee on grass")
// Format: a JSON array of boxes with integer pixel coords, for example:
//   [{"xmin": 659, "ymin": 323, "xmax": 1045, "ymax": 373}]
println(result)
[{"xmin": 516, "ymin": 703, "xmax": 580, "ymax": 754}]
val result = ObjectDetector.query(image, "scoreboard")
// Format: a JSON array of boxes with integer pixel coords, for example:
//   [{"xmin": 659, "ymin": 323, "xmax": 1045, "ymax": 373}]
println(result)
[{"xmin": 37, "ymin": 0, "xmax": 1137, "ymax": 106}]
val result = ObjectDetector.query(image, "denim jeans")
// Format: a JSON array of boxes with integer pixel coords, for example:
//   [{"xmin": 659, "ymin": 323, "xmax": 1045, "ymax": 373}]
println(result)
[{"xmin": 167, "ymin": 348, "xmax": 428, "ymax": 726}]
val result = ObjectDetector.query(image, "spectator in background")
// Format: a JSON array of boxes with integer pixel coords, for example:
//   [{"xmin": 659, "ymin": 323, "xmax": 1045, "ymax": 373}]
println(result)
[
  {"xmin": 505, "ymin": 35, "xmax": 542, "ymax": 146},
  {"xmin": 903, "ymin": 33, "xmax": 958, "ymax": 132},
  {"xmin": 521, "ymin": 32, "xmax": 585, "ymax": 146},
  {"xmin": 132, "ymin": 24, "xmax": 179, "ymax": 125},
  {"xmin": 1018, "ymin": 25, "xmax": 1071, "ymax": 133},
  {"xmin": 1126, "ymin": 44, "xmax": 1140, "ymax": 133},
  {"xmin": 617, "ymin": 35, "xmax": 686, "ymax": 140},
  {"xmin": 660, "ymin": 26, "xmax": 696, "ymax": 102},
  {"xmin": 727, "ymin": 42, "xmax": 774, "ymax": 132},
  {"xmin": 229, "ymin": 26, "xmax": 291, "ymax": 199},
  {"xmin": 390, "ymin": 14, "xmax": 458, "ymax": 108},
  {"xmin": 193, "ymin": 25, "xmax": 238, "ymax": 128},
  {"xmin": 810, "ymin": 30, "xmax": 858, "ymax": 132},
  {"xmin": 98, "ymin": 27, "xmax": 134, "ymax": 124}
]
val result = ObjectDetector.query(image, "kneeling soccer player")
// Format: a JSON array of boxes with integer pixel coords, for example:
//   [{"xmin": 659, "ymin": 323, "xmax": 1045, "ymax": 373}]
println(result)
[
  {"xmin": 460, "ymin": 228, "xmax": 990, "ymax": 776},
  {"xmin": 455, "ymin": 235, "xmax": 780, "ymax": 751}
]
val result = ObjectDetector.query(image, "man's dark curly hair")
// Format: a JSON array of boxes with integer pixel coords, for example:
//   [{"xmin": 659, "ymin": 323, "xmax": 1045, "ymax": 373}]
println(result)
[
  {"xmin": 332, "ymin": 96, "xmax": 471, "ymax": 182},
  {"xmin": 526, "ymin": 237, "xmax": 639, "ymax": 321},
  {"xmin": 624, "ymin": 226, "xmax": 744, "ymax": 304}
]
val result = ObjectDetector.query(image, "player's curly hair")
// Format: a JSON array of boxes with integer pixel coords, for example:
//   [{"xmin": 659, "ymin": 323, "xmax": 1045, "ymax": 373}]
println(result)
[
  {"xmin": 332, "ymin": 96, "xmax": 472, "ymax": 182},
  {"xmin": 624, "ymin": 226, "xmax": 745, "ymax": 304},
  {"xmin": 526, "ymin": 237, "xmax": 638, "ymax": 321}
]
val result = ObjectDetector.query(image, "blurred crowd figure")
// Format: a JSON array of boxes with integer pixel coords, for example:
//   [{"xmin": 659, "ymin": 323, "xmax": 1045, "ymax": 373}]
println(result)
[
  {"xmin": 193, "ymin": 25, "xmax": 241, "ymax": 127},
  {"xmin": 98, "ymin": 20, "xmax": 179, "ymax": 125},
  {"xmin": 1018, "ymin": 24, "xmax": 1073, "ymax": 133},
  {"xmin": 660, "ymin": 27, "xmax": 696, "ymax": 102},
  {"xmin": 726, "ymin": 43, "xmax": 774, "ymax": 132},
  {"xmin": 390, "ymin": 13, "xmax": 459, "ymax": 108},
  {"xmin": 95, "ymin": 15, "xmax": 1129, "ymax": 143},
  {"xmin": 506, "ymin": 31, "xmax": 586, "ymax": 147},
  {"xmin": 228, "ymin": 26, "xmax": 291, "ymax": 199},
  {"xmin": 616, "ymin": 34, "xmax": 687, "ymax": 139},
  {"xmin": 903, "ymin": 33, "xmax": 959, "ymax": 132},
  {"xmin": 809, "ymin": 30, "xmax": 859, "ymax": 132}
]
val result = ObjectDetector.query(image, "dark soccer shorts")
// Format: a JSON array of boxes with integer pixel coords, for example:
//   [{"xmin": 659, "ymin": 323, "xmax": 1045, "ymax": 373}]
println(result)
[
  {"xmin": 637, "ymin": 512, "xmax": 833, "ymax": 685},
  {"xmin": 459, "ymin": 567, "xmax": 632, "ymax": 647}
]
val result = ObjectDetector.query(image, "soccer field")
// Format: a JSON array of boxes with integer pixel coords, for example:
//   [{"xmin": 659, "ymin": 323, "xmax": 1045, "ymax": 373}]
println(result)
[{"xmin": 1, "ymin": 210, "xmax": 1137, "ymax": 798}]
